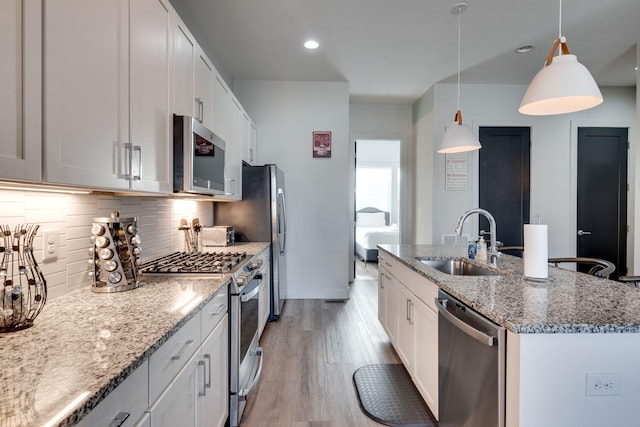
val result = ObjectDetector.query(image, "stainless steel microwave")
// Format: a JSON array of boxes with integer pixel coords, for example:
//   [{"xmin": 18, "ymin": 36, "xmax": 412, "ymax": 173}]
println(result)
[{"xmin": 173, "ymin": 115, "xmax": 226, "ymax": 196}]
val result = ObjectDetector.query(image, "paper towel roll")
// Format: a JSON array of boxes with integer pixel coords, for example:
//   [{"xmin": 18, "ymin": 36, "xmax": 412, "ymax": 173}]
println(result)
[{"xmin": 524, "ymin": 224, "xmax": 548, "ymax": 279}]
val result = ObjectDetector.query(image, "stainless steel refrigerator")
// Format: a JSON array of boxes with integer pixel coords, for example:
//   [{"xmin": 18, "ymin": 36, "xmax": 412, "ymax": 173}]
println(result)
[{"xmin": 214, "ymin": 164, "xmax": 287, "ymax": 320}]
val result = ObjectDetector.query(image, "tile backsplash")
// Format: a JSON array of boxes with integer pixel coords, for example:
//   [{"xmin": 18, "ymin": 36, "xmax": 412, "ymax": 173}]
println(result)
[{"xmin": 0, "ymin": 190, "xmax": 213, "ymax": 299}]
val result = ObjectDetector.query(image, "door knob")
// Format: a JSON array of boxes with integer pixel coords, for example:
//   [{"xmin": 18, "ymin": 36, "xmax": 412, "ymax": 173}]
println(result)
[{"xmin": 577, "ymin": 230, "xmax": 592, "ymax": 236}]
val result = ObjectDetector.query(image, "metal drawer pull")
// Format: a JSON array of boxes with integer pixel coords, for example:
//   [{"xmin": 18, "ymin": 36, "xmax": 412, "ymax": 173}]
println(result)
[
  {"xmin": 239, "ymin": 347, "xmax": 264, "ymax": 399},
  {"xmin": 198, "ymin": 360, "xmax": 207, "ymax": 396},
  {"xmin": 108, "ymin": 412, "xmax": 130, "ymax": 427},
  {"xmin": 211, "ymin": 304, "xmax": 226, "ymax": 316},
  {"xmin": 577, "ymin": 229, "xmax": 592, "ymax": 236},
  {"xmin": 171, "ymin": 339, "xmax": 195, "ymax": 360},
  {"xmin": 204, "ymin": 354, "xmax": 212, "ymax": 388}
]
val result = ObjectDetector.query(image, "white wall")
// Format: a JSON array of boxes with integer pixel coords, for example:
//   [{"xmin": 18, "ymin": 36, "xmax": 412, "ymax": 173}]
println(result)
[
  {"xmin": 0, "ymin": 189, "xmax": 212, "ymax": 299},
  {"xmin": 412, "ymin": 88, "xmax": 435, "ymax": 245},
  {"xmin": 233, "ymin": 80, "xmax": 350, "ymax": 299},
  {"xmin": 415, "ymin": 83, "xmax": 636, "ymax": 264}
]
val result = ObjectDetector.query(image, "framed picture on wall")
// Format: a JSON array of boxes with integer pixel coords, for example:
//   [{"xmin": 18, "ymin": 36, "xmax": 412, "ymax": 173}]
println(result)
[{"xmin": 313, "ymin": 131, "xmax": 332, "ymax": 158}]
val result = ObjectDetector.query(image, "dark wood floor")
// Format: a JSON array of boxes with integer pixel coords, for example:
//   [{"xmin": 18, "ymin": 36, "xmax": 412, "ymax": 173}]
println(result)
[{"xmin": 240, "ymin": 260, "xmax": 399, "ymax": 426}]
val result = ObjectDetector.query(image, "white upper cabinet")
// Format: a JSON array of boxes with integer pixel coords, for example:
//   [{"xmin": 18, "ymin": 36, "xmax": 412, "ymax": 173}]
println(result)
[
  {"xmin": 195, "ymin": 48, "xmax": 214, "ymax": 130},
  {"xmin": 44, "ymin": 0, "xmax": 131, "ymax": 190},
  {"xmin": 212, "ymin": 73, "xmax": 230, "ymax": 143},
  {"xmin": 172, "ymin": 13, "xmax": 196, "ymax": 118},
  {"xmin": 44, "ymin": 0, "xmax": 173, "ymax": 193},
  {"xmin": 129, "ymin": 0, "xmax": 173, "ymax": 193},
  {"xmin": 0, "ymin": 0, "xmax": 41, "ymax": 181},
  {"xmin": 245, "ymin": 117, "xmax": 257, "ymax": 165}
]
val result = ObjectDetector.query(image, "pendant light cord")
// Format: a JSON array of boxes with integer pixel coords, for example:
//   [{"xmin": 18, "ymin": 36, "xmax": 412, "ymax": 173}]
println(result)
[
  {"xmin": 558, "ymin": 0, "xmax": 562, "ymax": 40},
  {"xmin": 456, "ymin": 5, "xmax": 461, "ymax": 111}
]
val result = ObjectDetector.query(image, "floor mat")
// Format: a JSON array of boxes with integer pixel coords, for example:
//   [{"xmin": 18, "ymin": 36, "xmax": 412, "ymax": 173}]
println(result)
[{"xmin": 353, "ymin": 364, "xmax": 438, "ymax": 427}]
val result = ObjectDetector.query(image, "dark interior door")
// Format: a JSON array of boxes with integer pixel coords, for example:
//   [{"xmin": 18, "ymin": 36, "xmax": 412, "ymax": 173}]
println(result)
[
  {"xmin": 478, "ymin": 127, "xmax": 531, "ymax": 253},
  {"xmin": 577, "ymin": 127, "xmax": 628, "ymax": 277}
]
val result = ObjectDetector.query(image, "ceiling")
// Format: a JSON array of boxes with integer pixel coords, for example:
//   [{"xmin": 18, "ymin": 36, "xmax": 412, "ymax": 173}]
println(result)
[{"xmin": 170, "ymin": 0, "xmax": 639, "ymax": 104}]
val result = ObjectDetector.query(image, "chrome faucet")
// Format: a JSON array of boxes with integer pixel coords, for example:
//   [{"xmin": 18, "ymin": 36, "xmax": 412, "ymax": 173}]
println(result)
[{"xmin": 455, "ymin": 208, "xmax": 498, "ymax": 267}]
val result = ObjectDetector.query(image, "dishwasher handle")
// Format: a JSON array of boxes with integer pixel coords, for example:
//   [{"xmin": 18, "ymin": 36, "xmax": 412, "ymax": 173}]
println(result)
[{"xmin": 436, "ymin": 298, "xmax": 497, "ymax": 347}]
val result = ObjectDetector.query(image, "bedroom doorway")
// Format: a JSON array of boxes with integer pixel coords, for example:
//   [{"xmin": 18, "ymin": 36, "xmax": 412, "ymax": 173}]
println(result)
[{"xmin": 354, "ymin": 139, "xmax": 401, "ymax": 265}]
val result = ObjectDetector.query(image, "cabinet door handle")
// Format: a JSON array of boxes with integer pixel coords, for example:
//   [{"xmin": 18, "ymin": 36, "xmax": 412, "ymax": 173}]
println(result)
[
  {"xmin": 198, "ymin": 360, "xmax": 207, "ymax": 396},
  {"xmin": 406, "ymin": 299, "xmax": 411, "ymax": 322},
  {"xmin": 171, "ymin": 339, "xmax": 195, "ymax": 360},
  {"xmin": 225, "ymin": 178, "xmax": 236, "ymax": 196},
  {"xmin": 409, "ymin": 300, "xmax": 414, "ymax": 325},
  {"xmin": 211, "ymin": 304, "xmax": 226, "ymax": 316},
  {"xmin": 385, "ymin": 262, "xmax": 393, "ymax": 268},
  {"xmin": 195, "ymin": 97, "xmax": 203, "ymax": 122},
  {"xmin": 132, "ymin": 145, "xmax": 142, "ymax": 181},
  {"xmin": 108, "ymin": 412, "xmax": 130, "ymax": 427},
  {"xmin": 204, "ymin": 354, "xmax": 212, "ymax": 389}
]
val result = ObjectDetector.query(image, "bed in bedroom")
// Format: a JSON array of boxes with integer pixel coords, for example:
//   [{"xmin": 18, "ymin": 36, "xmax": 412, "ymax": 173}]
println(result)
[{"xmin": 355, "ymin": 207, "xmax": 400, "ymax": 263}]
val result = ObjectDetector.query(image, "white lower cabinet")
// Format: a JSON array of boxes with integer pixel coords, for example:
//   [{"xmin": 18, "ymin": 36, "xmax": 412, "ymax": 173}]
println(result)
[
  {"xmin": 76, "ymin": 360, "xmax": 149, "ymax": 427},
  {"xmin": 148, "ymin": 351, "xmax": 200, "ymax": 427},
  {"xmin": 378, "ymin": 265, "xmax": 397, "ymax": 343},
  {"xmin": 199, "ymin": 315, "xmax": 229, "ymax": 427},
  {"xmin": 413, "ymin": 297, "xmax": 438, "ymax": 419},
  {"xmin": 148, "ymin": 314, "xmax": 228, "ymax": 427},
  {"xmin": 378, "ymin": 251, "xmax": 439, "ymax": 420},
  {"xmin": 395, "ymin": 282, "xmax": 415, "ymax": 369}
]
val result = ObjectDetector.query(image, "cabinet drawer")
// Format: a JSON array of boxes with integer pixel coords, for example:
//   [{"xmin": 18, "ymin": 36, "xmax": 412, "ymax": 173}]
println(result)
[
  {"xmin": 77, "ymin": 360, "xmax": 149, "ymax": 427},
  {"xmin": 201, "ymin": 283, "xmax": 228, "ymax": 342},
  {"xmin": 149, "ymin": 313, "xmax": 201, "ymax": 404}
]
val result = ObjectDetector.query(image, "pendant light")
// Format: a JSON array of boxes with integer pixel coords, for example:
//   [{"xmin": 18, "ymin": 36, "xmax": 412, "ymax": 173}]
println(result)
[
  {"xmin": 519, "ymin": 0, "xmax": 603, "ymax": 115},
  {"xmin": 438, "ymin": 2, "xmax": 481, "ymax": 154}
]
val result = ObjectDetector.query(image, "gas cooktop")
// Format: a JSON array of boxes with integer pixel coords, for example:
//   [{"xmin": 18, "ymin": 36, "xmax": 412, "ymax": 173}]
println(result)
[{"xmin": 140, "ymin": 251, "xmax": 248, "ymax": 275}]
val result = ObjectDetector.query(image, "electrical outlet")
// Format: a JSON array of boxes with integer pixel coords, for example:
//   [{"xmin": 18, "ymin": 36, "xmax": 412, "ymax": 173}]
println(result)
[
  {"xmin": 42, "ymin": 229, "xmax": 58, "ymax": 262},
  {"xmin": 586, "ymin": 373, "xmax": 621, "ymax": 396}
]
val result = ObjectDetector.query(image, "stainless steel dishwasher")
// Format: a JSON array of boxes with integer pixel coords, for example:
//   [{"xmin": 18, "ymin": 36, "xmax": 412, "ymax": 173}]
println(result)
[{"xmin": 436, "ymin": 290, "xmax": 506, "ymax": 427}]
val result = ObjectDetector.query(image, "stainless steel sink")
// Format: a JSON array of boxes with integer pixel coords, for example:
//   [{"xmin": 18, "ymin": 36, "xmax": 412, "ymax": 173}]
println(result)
[{"xmin": 418, "ymin": 258, "xmax": 500, "ymax": 276}]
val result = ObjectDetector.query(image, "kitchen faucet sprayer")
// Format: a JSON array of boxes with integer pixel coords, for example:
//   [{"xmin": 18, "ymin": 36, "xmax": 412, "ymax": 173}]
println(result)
[{"xmin": 455, "ymin": 208, "xmax": 498, "ymax": 267}]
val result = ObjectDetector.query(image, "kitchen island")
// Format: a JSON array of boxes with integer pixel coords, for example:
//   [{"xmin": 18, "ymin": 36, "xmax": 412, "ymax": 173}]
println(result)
[
  {"xmin": 378, "ymin": 244, "xmax": 640, "ymax": 427},
  {"xmin": 0, "ymin": 242, "xmax": 269, "ymax": 427}
]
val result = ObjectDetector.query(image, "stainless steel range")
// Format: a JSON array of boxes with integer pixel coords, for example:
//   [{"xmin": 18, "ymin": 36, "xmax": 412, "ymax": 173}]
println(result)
[{"xmin": 140, "ymin": 250, "xmax": 266, "ymax": 427}]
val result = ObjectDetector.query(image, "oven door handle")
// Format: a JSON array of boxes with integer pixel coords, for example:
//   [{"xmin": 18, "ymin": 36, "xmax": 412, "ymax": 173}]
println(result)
[
  {"xmin": 239, "ymin": 347, "xmax": 264, "ymax": 400},
  {"xmin": 240, "ymin": 280, "xmax": 263, "ymax": 302}
]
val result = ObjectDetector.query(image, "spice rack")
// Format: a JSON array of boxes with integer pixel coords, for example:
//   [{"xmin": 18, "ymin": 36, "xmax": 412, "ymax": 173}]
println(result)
[{"xmin": 89, "ymin": 211, "xmax": 142, "ymax": 293}]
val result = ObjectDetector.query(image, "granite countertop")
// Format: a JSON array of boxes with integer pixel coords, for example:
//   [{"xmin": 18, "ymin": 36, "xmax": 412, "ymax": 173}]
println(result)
[
  {"xmin": 0, "ymin": 242, "xmax": 269, "ymax": 427},
  {"xmin": 379, "ymin": 244, "xmax": 640, "ymax": 334}
]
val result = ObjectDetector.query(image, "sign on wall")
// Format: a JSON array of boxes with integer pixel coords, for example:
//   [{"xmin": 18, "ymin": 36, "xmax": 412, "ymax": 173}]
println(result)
[
  {"xmin": 313, "ymin": 131, "xmax": 332, "ymax": 158},
  {"xmin": 445, "ymin": 153, "xmax": 467, "ymax": 191}
]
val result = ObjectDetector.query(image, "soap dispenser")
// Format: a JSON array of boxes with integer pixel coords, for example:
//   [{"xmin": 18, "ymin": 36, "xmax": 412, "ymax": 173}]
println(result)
[{"xmin": 476, "ymin": 236, "xmax": 487, "ymax": 262}]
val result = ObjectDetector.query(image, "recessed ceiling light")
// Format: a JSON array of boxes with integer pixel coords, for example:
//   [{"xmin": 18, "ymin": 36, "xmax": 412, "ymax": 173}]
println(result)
[
  {"xmin": 304, "ymin": 40, "xmax": 319, "ymax": 50},
  {"xmin": 515, "ymin": 45, "xmax": 535, "ymax": 54}
]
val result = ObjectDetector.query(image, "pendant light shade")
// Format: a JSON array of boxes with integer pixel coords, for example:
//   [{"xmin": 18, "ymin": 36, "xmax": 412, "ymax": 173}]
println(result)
[
  {"xmin": 519, "ymin": 50, "xmax": 603, "ymax": 115},
  {"xmin": 519, "ymin": 1, "xmax": 603, "ymax": 115},
  {"xmin": 439, "ymin": 110, "xmax": 481, "ymax": 153},
  {"xmin": 437, "ymin": 2, "xmax": 481, "ymax": 154}
]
